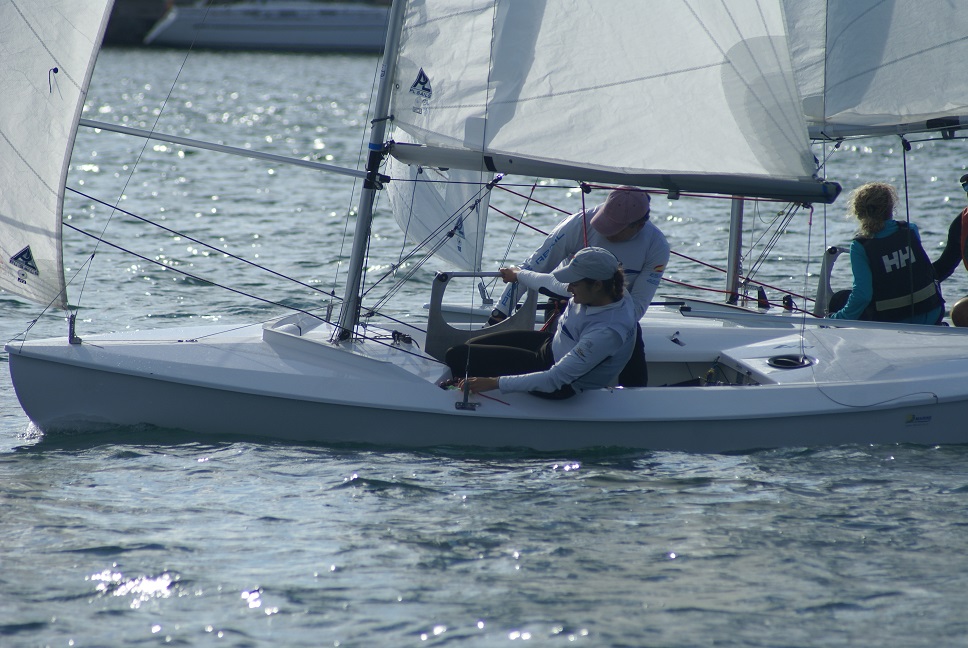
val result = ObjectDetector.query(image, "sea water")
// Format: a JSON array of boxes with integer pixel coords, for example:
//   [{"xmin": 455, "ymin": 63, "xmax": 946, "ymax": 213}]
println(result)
[{"xmin": 2, "ymin": 48, "xmax": 968, "ymax": 647}]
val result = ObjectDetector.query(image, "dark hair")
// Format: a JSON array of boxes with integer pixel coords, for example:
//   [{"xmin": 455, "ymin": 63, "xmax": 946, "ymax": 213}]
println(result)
[{"xmin": 590, "ymin": 268, "xmax": 626, "ymax": 302}]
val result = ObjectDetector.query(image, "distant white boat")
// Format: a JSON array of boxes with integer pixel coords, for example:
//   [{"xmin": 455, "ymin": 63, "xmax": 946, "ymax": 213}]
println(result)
[{"xmin": 143, "ymin": 1, "xmax": 389, "ymax": 53}]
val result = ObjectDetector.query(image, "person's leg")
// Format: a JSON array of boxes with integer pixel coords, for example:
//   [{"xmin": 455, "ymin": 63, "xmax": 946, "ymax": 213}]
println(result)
[
  {"xmin": 952, "ymin": 296, "xmax": 968, "ymax": 326},
  {"xmin": 618, "ymin": 323, "xmax": 648, "ymax": 387},
  {"xmin": 446, "ymin": 330, "xmax": 552, "ymax": 379}
]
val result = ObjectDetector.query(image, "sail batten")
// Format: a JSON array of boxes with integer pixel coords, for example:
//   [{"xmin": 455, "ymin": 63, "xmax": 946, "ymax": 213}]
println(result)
[{"xmin": 0, "ymin": 0, "xmax": 115, "ymax": 309}]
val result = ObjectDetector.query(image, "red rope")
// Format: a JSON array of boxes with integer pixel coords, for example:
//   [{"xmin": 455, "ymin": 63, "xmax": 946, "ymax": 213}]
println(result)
[
  {"xmin": 668, "ymin": 250, "xmax": 814, "ymax": 303},
  {"xmin": 494, "ymin": 185, "xmax": 572, "ymax": 215},
  {"xmin": 487, "ymin": 204, "xmax": 548, "ymax": 234}
]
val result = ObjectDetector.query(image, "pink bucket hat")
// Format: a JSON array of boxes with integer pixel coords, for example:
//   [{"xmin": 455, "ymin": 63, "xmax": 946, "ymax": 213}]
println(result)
[{"xmin": 590, "ymin": 186, "xmax": 650, "ymax": 236}]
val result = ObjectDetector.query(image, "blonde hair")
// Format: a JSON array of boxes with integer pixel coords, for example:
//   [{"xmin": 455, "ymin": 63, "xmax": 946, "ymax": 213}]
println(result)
[{"xmin": 848, "ymin": 182, "xmax": 897, "ymax": 237}]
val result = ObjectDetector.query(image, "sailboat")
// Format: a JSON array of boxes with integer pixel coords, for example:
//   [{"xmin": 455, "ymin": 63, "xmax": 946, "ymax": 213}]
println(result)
[{"xmin": 6, "ymin": 0, "xmax": 968, "ymax": 452}]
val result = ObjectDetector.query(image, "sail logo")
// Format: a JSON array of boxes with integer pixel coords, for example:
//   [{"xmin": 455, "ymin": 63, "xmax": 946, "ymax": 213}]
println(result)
[
  {"xmin": 881, "ymin": 246, "xmax": 914, "ymax": 273},
  {"xmin": 409, "ymin": 68, "xmax": 432, "ymax": 114},
  {"xmin": 409, "ymin": 69, "xmax": 432, "ymax": 99},
  {"xmin": 453, "ymin": 215, "xmax": 465, "ymax": 253},
  {"xmin": 905, "ymin": 413, "xmax": 931, "ymax": 426},
  {"xmin": 10, "ymin": 246, "xmax": 39, "ymax": 282}
]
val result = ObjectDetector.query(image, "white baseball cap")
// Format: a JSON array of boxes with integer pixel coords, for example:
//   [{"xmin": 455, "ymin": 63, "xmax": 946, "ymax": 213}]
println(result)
[{"xmin": 553, "ymin": 247, "xmax": 620, "ymax": 283}]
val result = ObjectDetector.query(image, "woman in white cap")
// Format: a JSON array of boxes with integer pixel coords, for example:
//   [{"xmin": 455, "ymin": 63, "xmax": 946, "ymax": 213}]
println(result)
[
  {"xmin": 488, "ymin": 185, "xmax": 669, "ymax": 387},
  {"xmin": 445, "ymin": 247, "xmax": 638, "ymax": 399}
]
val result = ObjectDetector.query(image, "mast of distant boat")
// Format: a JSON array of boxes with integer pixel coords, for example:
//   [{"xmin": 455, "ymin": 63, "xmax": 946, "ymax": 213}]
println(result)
[{"xmin": 334, "ymin": 0, "xmax": 408, "ymax": 341}]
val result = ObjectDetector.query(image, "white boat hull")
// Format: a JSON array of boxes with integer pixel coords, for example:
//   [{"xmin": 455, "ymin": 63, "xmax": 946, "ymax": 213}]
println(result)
[{"xmin": 9, "ymin": 308, "xmax": 968, "ymax": 451}]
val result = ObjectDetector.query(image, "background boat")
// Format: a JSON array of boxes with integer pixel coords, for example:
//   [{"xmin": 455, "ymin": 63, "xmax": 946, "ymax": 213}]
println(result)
[{"xmin": 143, "ymin": 0, "xmax": 390, "ymax": 53}]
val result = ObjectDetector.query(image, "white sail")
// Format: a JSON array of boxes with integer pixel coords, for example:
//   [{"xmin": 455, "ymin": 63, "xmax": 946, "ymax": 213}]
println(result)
[
  {"xmin": 385, "ymin": 131, "xmax": 490, "ymax": 271},
  {"xmin": 0, "ymin": 0, "xmax": 114, "ymax": 309},
  {"xmin": 785, "ymin": 0, "xmax": 968, "ymax": 138},
  {"xmin": 387, "ymin": 0, "xmax": 835, "ymax": 203}
]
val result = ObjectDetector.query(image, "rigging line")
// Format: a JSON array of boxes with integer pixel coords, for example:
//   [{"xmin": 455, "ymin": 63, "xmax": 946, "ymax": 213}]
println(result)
[
  {"xmin": 799, "ymin": 204, "xmax": 817, "ymax": 356},
  {"xmin": 363, "ymin": 175, "xmax": 499, "ymax": 304},
  {"xmin": 6, "ymin": 254, "xmax": 101, "ymax": 350},
  {"xmin": 487, "ymin": 204, "xmax": 547, "ymax": 235},
  {"xmin": 365, "ymin": 206, "xmax": 478, "ymax": 312},
  {"xmin": 384, "ymin": 175, "xmax": 493, "ymax": 260},
  {"xmin": 745, "ymin": 203, "xmax": 798, "ymax": 281},
  {"xmin": 493, "ymin": 181, "xmax": 539, "ymax": 302},
  {"xmin": 65, "ymin": 222, "xmax": 328, "ymax": 324},
  {"xmin": 394, "ymin": 168, "xmax": 421, "ymax": 267},
  {"xmin": 67, "ymin": 187, "xmax": 342, "ymax": 304},
  {"xmin": 359, "ymin": 306, "xmax": 429, "ymax": 336},
  {"xmin": 660, "ymin": 277, "xmax": 816, "ymax": 313},
  {"xmin": 72, "ymin": 20, "xmax": 206, "ymax": 319},
  {"xmin": 669, "ymin": 247, "xmax": 815, "ymax": 304},
  {"xmin": 900, "ymin": 135, "xmax": 912, "ymax": 223},
  {"xmin": 494, "ymin": 185, "xmax": 572, "ymax": 215}
]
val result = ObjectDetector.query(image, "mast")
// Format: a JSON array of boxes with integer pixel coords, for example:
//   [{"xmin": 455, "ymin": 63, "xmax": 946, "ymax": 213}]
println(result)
[
  {"xmin": 725, "ymin": 197, "xmax": 744, "ymax": 304},
  {"xmin": 334, "ymin": 0, "xmax": 408, "ymax": 340}
]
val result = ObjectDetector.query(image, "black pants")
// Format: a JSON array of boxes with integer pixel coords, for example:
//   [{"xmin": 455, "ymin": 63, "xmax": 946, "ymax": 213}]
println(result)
[
  {"xmin": 445, "ymin": 329, "xmax": 575, "ymax": 399},
  {"xmin": 618, "ymin": 323, "xmax": 648, "ymax": 387}
]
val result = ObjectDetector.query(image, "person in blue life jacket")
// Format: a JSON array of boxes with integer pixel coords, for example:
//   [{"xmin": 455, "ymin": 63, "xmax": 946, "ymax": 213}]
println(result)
[
  {"xmin": 445, "ymin": 247, "xmax": 637, "ymax": 400},
  {"xmin": 487, "ymin": 186, "xmax": 670, "ymax": 387},
  {"xmin": 931, "ymin": 173, "xmax": 968, "ymax": 326},
  {"xmin": 828, "ymin": 182, "xmax": 944, "ymax": 325}
]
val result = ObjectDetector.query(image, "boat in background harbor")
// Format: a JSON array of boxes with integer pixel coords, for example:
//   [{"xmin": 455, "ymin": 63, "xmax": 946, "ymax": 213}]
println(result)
[{"xmin": 143, "ymin": 1, "xmax": 389, "ymax": 53}]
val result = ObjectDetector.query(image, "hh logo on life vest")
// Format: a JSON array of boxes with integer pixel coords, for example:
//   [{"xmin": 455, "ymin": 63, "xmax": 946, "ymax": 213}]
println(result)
[{"xmin": 881, "ymin": 246, "xmax": 915, "ymax": 273}]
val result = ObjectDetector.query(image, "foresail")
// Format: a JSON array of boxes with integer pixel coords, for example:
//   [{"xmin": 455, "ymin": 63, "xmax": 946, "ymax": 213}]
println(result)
[
  {"xmin": 388, "ymin": 0, "xmax": 838, "ymax": 203},
  {"xmin": 785, "ymin": 0, "xmax": 968, "ymax": 139},
  {"xmin": 0, "ymin": 0, "xmax": 114, "ymax": 309},
  {"xmin": 385, "ymin": 133, "xmax": 490, "ymax": 271}
]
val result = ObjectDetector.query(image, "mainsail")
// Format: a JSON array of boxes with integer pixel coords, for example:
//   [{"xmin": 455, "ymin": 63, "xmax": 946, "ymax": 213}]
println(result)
[
  {"xmin": 386, "ymin": 0, "xmax": 838, "ymax": 203},
  {"xmin": 784, "ymin": 0, "xmax": 968, "ymax": 138},
  {"xmin": 0, "ymin": 0, "xmax": 115, "ymax": 309}
]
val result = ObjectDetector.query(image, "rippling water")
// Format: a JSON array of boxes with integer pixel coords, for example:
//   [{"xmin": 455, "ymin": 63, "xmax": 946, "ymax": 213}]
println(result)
[{"xmin": 3, "ymin": 47, "xmax": 968, "ymax": 646}]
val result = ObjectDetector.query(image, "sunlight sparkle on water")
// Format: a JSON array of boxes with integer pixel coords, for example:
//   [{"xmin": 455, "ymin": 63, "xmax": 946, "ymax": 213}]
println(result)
[
  {"xmin": 552, "ymin": 462, "xmax": 580, "ymax": 472},
  {"xmin": 88, "ymin": 567, "xmax": 174, "ymax": 609},
  {"xmin": 419, "ymin": 625, "xmax": 447, "ymax": 640}
]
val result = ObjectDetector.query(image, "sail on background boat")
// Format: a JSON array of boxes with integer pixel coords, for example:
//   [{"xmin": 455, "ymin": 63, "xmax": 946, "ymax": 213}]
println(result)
[
  {"xmin": 784, "ymin": 0, "xmax": 968, "ymax": 138},
  {"xmin": 0, "ymin": 0, "xmax": 115, "ymax": 309}
]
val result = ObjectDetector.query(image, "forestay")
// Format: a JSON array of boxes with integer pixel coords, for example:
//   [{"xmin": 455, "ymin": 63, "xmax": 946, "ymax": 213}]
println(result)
[
  {"xmin": 784, "ymin": 0, "xmax": 968, "ymax": 138},
  {"xmin": 0, "ymin": 0, "xmax": 115, "ymax": 309},
  {"xmin": 386, "ymin": 0, "xmax": 837, "ymax": 203}
]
